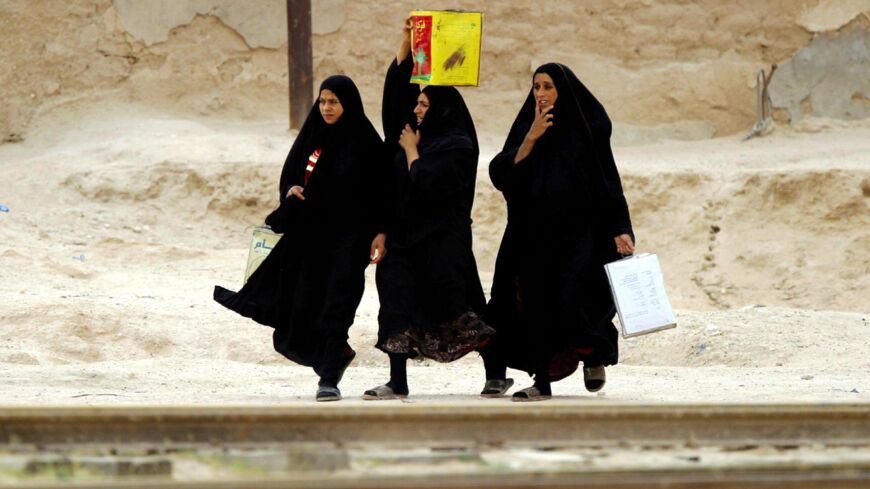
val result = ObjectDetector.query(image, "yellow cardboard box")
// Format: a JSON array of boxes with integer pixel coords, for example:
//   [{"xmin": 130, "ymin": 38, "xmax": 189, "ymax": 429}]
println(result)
[{"xmin": 410, "ymin": 10, "xmax": 482, "ymax": 86}]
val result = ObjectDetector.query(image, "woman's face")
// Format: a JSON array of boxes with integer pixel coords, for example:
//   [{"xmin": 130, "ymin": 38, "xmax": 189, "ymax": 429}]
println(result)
[
  {"xmin": 533, "ymin": 73, "xmax": 558, "ymax": 110},
  {"xmin": 319, "ymin": 89, "xmax": 343, "ymax": 124},
  {"xmin": 414, "ymin": 93, "xmax": 430, "ymax": 125}
]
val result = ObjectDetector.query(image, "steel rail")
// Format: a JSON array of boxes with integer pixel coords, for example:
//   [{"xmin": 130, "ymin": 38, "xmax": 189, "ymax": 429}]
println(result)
[
  {"xmin": 1, "ymin": 402, "xmax": 868, "ymax": 449},
  {"xmin": 8, "ymin": 462, "xmax": 870, "ymax": 489}
]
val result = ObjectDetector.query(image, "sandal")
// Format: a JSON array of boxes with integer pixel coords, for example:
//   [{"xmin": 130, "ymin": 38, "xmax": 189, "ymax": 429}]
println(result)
[
  {"xmin": 480, "ymin": 378, "xmax": 514, "ymax": 398},
  {"xmin": 511, "ymin": 385, "xmax": 552, "ymax": 402},
  {"xmin": 583, "ymin": 365, "xmax": 606, "ymax": 392},
  {"xmin": 362, "ymin": 384, "xmax": 408, "ymax": 400},
  {"xmin": 315, "ymin": 386, "xmax": 342, "ymax": 402}
]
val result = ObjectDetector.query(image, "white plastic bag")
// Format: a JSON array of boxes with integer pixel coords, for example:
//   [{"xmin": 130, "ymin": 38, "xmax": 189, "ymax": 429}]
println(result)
[{"xmin": 604, "ymin": 253, "xmax": 677, "ymax": 338}]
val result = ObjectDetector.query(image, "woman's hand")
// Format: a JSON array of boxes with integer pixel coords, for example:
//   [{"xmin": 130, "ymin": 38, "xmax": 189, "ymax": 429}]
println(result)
[
  {"xmin": 527, "ymin": 104, "xmax": 554, "ymax": 142},
  {"xmin": 614, "ymin": 233, "xmax": 635, "ymax": 255},
  {"xmin": 514, "ymin": 105, "xmax": 554, "ymax": 164},
  {"xmin": 397, "ymin": 17, "xmax": 412, "ymax": 62},
  {"xmin": 399, "ymin": 124, "xmax": 421, "ymax": 167},
  {"xmin": 370, "ymin": 233, "xmax": 387, "ymax": 264},
  {"xmin": 399, "ymin": 123, "xmax": 420, "ymax": 150},
  {"xmin": 286, "ymin": 185, "xmax": 305, "ymax": 200}
]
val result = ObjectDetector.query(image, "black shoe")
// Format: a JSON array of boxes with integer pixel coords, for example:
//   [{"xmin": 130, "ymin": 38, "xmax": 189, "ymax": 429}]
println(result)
[
  {"xmin": 480, "ymin": 378, "xmax": 514, "ymax": 398},
  {"xmin": 583, "ymin": 365, "xmax": 606, "ymax": 392},
  {"xmin": 316, "ymin": 386, "xmax": 342, "ymax": 402}
]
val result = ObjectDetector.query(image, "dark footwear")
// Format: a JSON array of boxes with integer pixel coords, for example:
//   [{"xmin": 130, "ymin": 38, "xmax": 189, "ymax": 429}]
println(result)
[
  {"xmin": 316, "ymin": 386, "xmax": 342, "ymax": 402},
  {"xmin": 316, "ymin": 351, "xmax": 356, "ymax": 396},
  {"xmin": 583, "ymin": 365, "xmax": 606, "ymax": 392},
  {"xmin": 511, "ymin": 385, "xmax": 552, "ymax": 402},
  {"xmin": 362, "ymin": 384, "xmax": 408, "ymax": 400},
  {"xmin": 480, "ymin": 378, "xmax": 514, "ymax": 398}
]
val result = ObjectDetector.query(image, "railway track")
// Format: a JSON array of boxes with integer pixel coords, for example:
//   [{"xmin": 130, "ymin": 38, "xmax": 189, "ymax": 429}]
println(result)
[{"xmin": 1, "ymin": 402, "xmax": 868, "ymax": 488}]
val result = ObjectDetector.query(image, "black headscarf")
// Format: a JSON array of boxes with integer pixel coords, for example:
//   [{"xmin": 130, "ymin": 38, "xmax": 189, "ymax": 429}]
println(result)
[
  {"xmin": 277, "ymin": 75, "xmax": 380, "ymax": 202},
  {"xmin": 497, "ymin": 62, "xmax": 633, "ymax": 243},
  {"xmin": 417, "ymin": 85, "xmax": 479, "ymax": 156},
  {"xmin": 266, "ymin": 75, "xmax": 383, "ymax": 234},
  {"xmin": 504, "ymin": 63, "xmax": 610, "ymax": 154}
]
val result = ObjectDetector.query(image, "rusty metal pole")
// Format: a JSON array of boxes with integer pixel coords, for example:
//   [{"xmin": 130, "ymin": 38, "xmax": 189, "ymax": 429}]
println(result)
[{"xmin": 287, "ymin": 0, "xmax": 312, "ymax": 130}]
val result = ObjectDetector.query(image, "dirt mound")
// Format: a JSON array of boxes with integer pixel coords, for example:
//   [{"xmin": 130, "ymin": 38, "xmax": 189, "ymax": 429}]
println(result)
[
  {"xmin": 61, "ymin": 160, "xmax": 278, "ymax": 223},
  {"xmin": 619, "ymin": 307, "xmax": 869, "ymax": 370},
  {"xmin": 0, "ymin": 302, "xmax": 172, "ymax": 365},
  {"xmin": 30, "ymin": 121, "xmax": 867, "ymax": 314},
  {"xmin": 471, "ymin": 166, "xmax": 870, "ymax": 312}
]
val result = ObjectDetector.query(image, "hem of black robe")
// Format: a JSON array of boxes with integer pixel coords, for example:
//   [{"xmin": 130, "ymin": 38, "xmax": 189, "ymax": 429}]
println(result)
[
  {"xmin": 215, "ymin": 286, "xmax": 357, "ymax": 377},
  {"xmin": 276, "ymin": 349, "xmax": 316, "ymax": 368},
  {"xmin": 506, "ymin": 346, "xmax": 618, "ymax": 382},
  {"xmin": 276, "ymin": 347, "xmax": 356, "ymax": 377},
  {"xmin": 546, "ymin": 338, "xmax": 618, "ymax": 382},
  {"xmin": 493, "ymin": 312, "xmax": 619, "ymax": 382},
  {"xmin": 375, "ymin": 311, "xmax": 495, "ymax": 363},
  {"xmin": 213, "ymin": 285, "xmax": 277, "ymax": 328}
]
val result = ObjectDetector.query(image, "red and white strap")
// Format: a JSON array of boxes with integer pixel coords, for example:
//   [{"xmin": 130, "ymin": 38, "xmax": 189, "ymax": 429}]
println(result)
[{"xmin": 304, "ymin": 148, "xmax": 322, "ymax": 184}]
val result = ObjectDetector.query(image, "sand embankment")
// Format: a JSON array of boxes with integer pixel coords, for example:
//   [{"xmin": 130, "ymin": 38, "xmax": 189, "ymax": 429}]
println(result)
[{"xmin": 0, "ymin": 1, "xmax": 868, "ymax": 403}]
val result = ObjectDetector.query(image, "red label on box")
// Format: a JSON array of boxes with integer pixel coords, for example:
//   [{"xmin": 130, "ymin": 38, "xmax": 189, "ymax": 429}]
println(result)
[{"xmin": 411, "ymin": 15, "xmax": 432, "ymax": 82}]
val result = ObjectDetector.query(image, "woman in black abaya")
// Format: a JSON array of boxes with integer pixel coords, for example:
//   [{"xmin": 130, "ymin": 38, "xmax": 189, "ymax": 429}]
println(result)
[
  {"xmin": 483, "ymin": 63, "xmax": 635, "ymax": 401},
  {"xmin": 213, "ymin": 75, "xmax": 386, "ymax": 402},
  {"xmin": 362, "ymin": 21, "xmax": 493, "ymax": 400}
]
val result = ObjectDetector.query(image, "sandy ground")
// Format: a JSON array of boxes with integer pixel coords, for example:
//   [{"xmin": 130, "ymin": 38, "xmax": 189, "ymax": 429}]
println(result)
[{"xmin": 0, "ymin": 105, "xmax": 868, "ymax": 406}]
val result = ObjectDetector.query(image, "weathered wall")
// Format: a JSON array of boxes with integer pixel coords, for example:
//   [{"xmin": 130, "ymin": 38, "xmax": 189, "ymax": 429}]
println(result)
[
  {"xmin": 113, "ymin": 0, "xmax": 344, "ymax": 45},
  {"xmin": 1, "ymin": 0, "xmax": 867, "ymax": 144},
  {"xmin": 770, "ymin": 29, "xmax": 869, "ymax": 123}
]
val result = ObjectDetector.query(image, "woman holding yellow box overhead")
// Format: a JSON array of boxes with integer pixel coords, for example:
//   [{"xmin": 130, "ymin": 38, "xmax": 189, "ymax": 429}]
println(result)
[
  {"xmin": 364, "ymin": 19, "xmax": 493, "ymax": 400},
  {"xmin": 482, "ymin": 63, "xmax": 635, "ymax": 402},
  {"xmin": 214, "ymin": 75, "xmax": 388, "ymax": 402}
]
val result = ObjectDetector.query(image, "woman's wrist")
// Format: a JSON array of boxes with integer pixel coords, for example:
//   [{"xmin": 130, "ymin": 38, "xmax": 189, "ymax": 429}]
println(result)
[
  {"xmin": 404, "ymin": 146, "xmax": 419, "ymax": 166},
  {"xmin": 513, "ymin": 135, "xmax": 536, "ymax": 165},
  {"xmin": 397, "ymin": 38, "xmax": 411, "ymax": 62}
]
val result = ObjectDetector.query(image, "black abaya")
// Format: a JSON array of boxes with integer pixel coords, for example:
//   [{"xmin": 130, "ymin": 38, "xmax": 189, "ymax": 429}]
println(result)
[
  {"xmin": 213, "ymin": 75, "xmax": 385, "ymax": 381},
  {"xmin": 375, "ymin": 57, "xmax": 492, "ymax": 363},
  {"xmin": 485, "ymin": 63, "xmax": 634, "ymax": 381}
]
